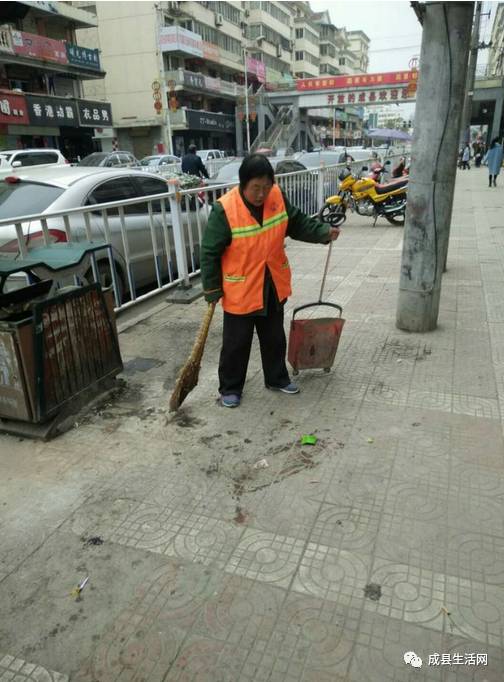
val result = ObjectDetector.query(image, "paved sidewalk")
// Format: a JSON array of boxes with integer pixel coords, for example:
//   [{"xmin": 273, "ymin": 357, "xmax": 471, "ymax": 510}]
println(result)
[{"xmin": 1, "ymin": 168, "xmax": 503, "ymax": 681}]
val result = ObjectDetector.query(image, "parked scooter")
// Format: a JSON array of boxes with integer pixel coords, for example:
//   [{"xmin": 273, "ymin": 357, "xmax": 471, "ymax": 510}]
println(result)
[{"xmin": 319, "ymin": 166, "xmax": 408, "ymax": 227}]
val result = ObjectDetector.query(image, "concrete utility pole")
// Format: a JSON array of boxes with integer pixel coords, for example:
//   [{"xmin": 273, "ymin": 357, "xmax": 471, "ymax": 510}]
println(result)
[
  {"xmin": 459, "ymin": 2, "xmax": 482, "ymax": 147},
  {"xmin": 396, "ymin": 2, "xmax": 474, "ymax": 333}
]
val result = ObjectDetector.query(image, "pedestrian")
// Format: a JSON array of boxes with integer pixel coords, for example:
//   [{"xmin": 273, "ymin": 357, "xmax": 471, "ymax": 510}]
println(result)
[
  {"xmin": 484, "ymin": 137, "xmax": 503, "ymax": 187},
  {"xmin": 200, "ymin": 154, "xmax": 340, "ymax": 408},
  {"xmin": 181, "ymin": 144, "xmax": 209, "ymax": 179},
  {"xmin": 461, "ymin": 144, "xmax": 471, "ymax": 170}
]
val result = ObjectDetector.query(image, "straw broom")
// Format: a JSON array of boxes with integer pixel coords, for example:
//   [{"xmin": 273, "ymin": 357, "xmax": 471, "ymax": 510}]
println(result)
[{"xmin": 169, "ymin": 301, "xmax": 217, "ymax": 411}]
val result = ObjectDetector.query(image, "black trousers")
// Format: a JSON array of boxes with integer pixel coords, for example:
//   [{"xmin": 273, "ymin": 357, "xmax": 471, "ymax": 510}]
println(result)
[{"xmin": 218, "ymin": 292, "xmax": 291, "ymax": 396}]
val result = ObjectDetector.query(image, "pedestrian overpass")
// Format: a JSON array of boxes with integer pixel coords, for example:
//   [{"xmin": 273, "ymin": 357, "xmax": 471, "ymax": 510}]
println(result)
[{"xmin": 239, "ymin": 68, "xmax": 503, "ymax": 154}]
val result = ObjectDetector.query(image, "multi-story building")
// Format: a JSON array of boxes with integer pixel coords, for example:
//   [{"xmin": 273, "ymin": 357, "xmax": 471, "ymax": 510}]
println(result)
[
  {"xmin": 313, "ymin": 11, "xmax": 369, "ymax": 77},
  {"xmin": 291, "ymin": 2, "xmax": 320, "ymax": 79},
  {"xmin": 76, "ymin": 1, "xmax": 247, "ymax": 157},
  {"xmin": 245, "ymin": 1, "xmax": 294, "ymax": 83},
  {"xmin": 488, "ymin": 3, "xmax": 504, "ymax": 77},
  {"xmin": 73, "ymin": 1, "xmax": 370, "ymax": 156},
  {"xmin": 347, "ymin": 30, "xmax": 370, "ymax": 73},
  {"xmin": 0, "ymin": 1, "xmax": 112, "ymax": 160}
]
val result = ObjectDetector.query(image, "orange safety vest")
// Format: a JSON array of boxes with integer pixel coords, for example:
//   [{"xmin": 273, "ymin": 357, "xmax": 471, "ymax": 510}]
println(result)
[{"xmin": 218, "ymin": 184, "xmax": 291, "ymax": 315}]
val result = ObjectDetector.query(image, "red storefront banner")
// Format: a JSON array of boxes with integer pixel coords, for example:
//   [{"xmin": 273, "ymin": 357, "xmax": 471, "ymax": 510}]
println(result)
[
  {"xmin": 296, "ymin": 70, "xmax": 418, "ymax": 91},
  {"xmin": 0, "ymin": 91, "xmax": 29, "ymax": 125},
  {"xmin": 11, "ymin": 30, "xmax": 68, "ymax": 65},
  {"xmin": 325, "ymin": 86, "xmax": 414, "ymax": 106}
]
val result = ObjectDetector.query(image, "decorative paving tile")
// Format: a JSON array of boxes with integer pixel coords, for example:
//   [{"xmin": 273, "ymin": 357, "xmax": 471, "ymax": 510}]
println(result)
[
  {"xmin": 365, "ymin": 559, "xmax": 445, "ymax": 631},
  {"xmin": 444, "ymin": 576, "xmax": 504, "ymax": 648},
  {"xmin": 383, "ymin": 481, "xmax": 448, "ymax": 524},
  {"xmin": 0, "ymin": 655, "xmax": 68, "ymax": 681},
  {"xmin": 224, "ymin": 529, "xmax": 305, "ymax": 588},
  {"xmin": 292, "ymin": 544, "xmax": 370, "ymax": 607},
  {"xmin": 309, "ymin": 503, "xmax": 379, "ymax": 554},
  {"xmin": 374, "ymin": 513, "xmax": 449, "ymax": 575},
  {"xmin": 109, "ymin": 503, "xmax": 243, "ymax": 567},
  {"xmin": 407, "ymin": 390, "xmax": 453, "ymax": 413},
  {"xmin": 451, "ymin": 394, "xmax": 501, "ymax": 420},
  {"xmin": 445, "ymin": 531, "xmax": 504, "ymax": 585},
  {"xmin": 349, "ymin": 612, "xmax": 446, "ymax": 681}
]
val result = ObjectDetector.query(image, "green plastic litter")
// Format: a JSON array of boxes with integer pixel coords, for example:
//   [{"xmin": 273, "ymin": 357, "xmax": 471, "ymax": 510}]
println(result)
[{"xmin": 301, "ymin": 434, "xmax": 318, "ymax": 446}]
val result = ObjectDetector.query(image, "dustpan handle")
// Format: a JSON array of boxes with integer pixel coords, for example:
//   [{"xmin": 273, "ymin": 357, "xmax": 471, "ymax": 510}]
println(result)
[
  {"xmin": 319, "ymin": 240, "xmax": 333, "ymax": 302},
  {"xmin": 292, "ymin": 301, "xmax": 343, "ymax": 320}
]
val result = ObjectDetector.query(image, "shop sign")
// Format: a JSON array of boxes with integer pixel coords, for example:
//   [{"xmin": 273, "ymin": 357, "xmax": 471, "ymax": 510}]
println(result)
[
  {"xmin": 0, "ymin": 92, "xmax": 29, "ymax": 125},
  {"xmin": 11, "ymin": 30, "xmax": 67, "ymax": 64},
  {"xmin": 159, "ymin": 26, "xmax": 203, "ymax": 58},
  {"xmin": 186, "ymin": 109, "xmax": 234, "ymax": 132},
  {"xmin": 66, "ymin": 43, "xmax": 101, "ymax": 70},
  {"xmin": 183, "ymin": 71, "xmax": 205, "ymax": 90},
  {"xmin": 77, "ymin": 100, "xmax": 113, "ymax": 127},
  {"xmin": 246, "ymin": 57, "xmax": 265, "ymax": 83},
  {"xmin": 26, "ymin": 95, "xmax": 77, "ymax": 126},
  {"xmin": 296, "ymin": 70, "xmax": 418, "ymax": 91}
]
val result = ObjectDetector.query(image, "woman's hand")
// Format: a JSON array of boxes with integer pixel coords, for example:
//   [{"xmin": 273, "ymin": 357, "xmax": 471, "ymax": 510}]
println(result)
[{"xmin": 328, "ymin": 227, "xmax": 341, "ymax": 241}]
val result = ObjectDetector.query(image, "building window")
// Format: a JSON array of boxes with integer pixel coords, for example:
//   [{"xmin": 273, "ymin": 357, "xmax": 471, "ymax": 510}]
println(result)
[
  {"xmin": 248, "ymin": 23, "xmax": 290, "ymax": 51},
  {"xmin": 320, "ymin": 44, "xmax": 335, "ymax": 58},
  {"xmin": 214, "ymin": 2, "xmax": 242, "ymax": 26},
  {"xmin": 339, "ymin": 57, "xmax": 345, "ymax": 65},
  {"xmin": 295, "ymin": 51, "xmax": 304, "ymax": 61},
  {"xmin": 258, "ymin": 1, "xmax": 291, "ymax": 25},
  {"xmin": 295, "ymin": 28, "xmax": 304, "ymax": 39},
  {"xmin": 191, "ymin": 20, "xmax": 242, "ymax": 55}
]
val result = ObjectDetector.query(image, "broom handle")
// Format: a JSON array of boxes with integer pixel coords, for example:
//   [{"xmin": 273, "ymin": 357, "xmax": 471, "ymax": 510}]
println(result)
[
  {"xmin": 188, "ymin": 301, "xmax": 216, "ymax": 363},
  {"xmin": 319, "ymin": 240, "xmax": 333, "ymax": 303}
]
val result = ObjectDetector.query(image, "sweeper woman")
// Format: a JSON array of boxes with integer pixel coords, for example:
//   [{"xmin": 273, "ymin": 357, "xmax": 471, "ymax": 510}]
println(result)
[{"xmin": 201, "ymin": 154, "xmax": 340, "ymax": 408}]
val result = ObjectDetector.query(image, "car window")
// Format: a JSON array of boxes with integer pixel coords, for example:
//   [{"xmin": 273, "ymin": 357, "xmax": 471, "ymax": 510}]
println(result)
[
  {"xmin": 79, "ymin": 152, "xmax": 109, "ymax": 167},
  {"xmin": 104, "ymin": 154, "xmax": 121, "ymax": 167},
  {"xmin": 135, "ymin": 175, "xmax": 169, "ymax": 212},
  {"xmin": 215, "ymin": 162, "xmax": 240, "ymax": 183},
  {"xmin": 0, "ymin": 181, "xmax": 64, "ymax": 221},
  {"xmin": 31, "ymin": 152, "xmax": 59, "ymax": 165},
  {"xmin": 14, "ymin": 152, "xmax": 36, "ymax": 167},
  {"xmin": 276, "ymin": 160, "xmax": 306, "ymax": 174},
  {"xmin": 87, "ymin": 177, "xmax": 140, "ymax": 215},
  {"xmin": 117, "ymin": 153, "xmax": 131, "ymax": 165}
]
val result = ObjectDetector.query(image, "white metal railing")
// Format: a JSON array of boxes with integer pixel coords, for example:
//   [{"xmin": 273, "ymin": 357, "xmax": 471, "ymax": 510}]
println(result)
[
  {"xmin": 0, "ymin": 156, "xmax": 404, "ymax": 313},
  {"xmin": 148, "ymin": 157, "xmax": 234, "ymax": 179}
]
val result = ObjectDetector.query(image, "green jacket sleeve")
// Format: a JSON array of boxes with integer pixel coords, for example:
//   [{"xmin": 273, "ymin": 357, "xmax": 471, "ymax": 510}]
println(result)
[
  {"xmin": 282, "ymin": 191, "xmax": 331, "ymax": 243},
  {"xmin": 200, "ymin": 202, "xmax": 231, "ymax": 302}
]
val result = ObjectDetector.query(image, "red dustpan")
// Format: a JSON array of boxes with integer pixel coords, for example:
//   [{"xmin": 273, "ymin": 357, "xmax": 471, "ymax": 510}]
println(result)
[{"xmin": 288, "ymin": 242, "xmax": 345, "ymax": 375}]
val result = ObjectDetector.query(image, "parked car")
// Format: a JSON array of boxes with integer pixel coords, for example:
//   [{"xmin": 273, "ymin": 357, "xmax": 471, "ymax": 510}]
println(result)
[
  {"xmin": 0, "ymin": 148, "xmax": 68, "ymax": 174},
  {"xmin": 77, "ymin": 151, "xmax": 139, "ymax": 168},
  {"xmin": 206, "ymin": 157, "xmax": 319, "ymax": 214},
  {"xmin": 197, "ymin": 149, "xmax": 225, "ymax": 163},
  {"xmin": 139, "ymin": 154, "xmax": 180, "ymax": 171},
  {"xmin": 0, "ymin": 167, "xmax": 205, "ymax": 301}
]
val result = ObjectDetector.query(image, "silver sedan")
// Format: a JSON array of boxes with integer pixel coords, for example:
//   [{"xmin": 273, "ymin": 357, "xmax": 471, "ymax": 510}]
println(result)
[{"xmin": 0, "ymin": 166, "xmax": 205, "ymax": 301}]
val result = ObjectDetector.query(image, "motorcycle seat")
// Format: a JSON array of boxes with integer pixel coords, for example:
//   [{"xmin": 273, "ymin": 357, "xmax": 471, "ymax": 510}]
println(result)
[{"xmin": 375, "ymin": 178, "xmax": 408, "ymax": 194}]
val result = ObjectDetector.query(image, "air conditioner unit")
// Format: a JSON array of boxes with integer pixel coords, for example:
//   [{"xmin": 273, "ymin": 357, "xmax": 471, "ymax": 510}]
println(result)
[
  {"xmin": 276, "ymin": 44, "xmax": 282, "ymax": 58},
  {"xmin": 215, "ymin": 12, "xmax": 224, "ymax": 26}
]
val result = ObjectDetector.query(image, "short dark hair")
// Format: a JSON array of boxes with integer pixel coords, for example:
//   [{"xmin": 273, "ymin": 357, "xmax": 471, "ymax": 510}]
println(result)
[
  {"xmin": 188, "ymin": 144, "xmax": 197, "ymax": 153},
  {"xmin": 239, "ymin": 154, "xmax": 275, "ymax": 187}
]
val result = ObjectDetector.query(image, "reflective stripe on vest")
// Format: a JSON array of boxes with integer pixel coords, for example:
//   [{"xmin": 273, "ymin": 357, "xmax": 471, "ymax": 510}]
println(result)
[{"xmin": 218, "ymin": 185, "xmax": 291, "ymax": 314}]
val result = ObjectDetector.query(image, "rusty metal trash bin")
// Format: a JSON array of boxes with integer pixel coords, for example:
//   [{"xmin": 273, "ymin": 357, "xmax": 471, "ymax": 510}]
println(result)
[
  {"xmin": 287, "ymin": 240, "xmax": 345, "ymax": 375},
  {"xmin": 0, "ymin": 282, "xmax": 122, "ymax": 426},
  {"xmin": 288, "ymin": 302, "xmax": 345, "ymax": 374}
]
